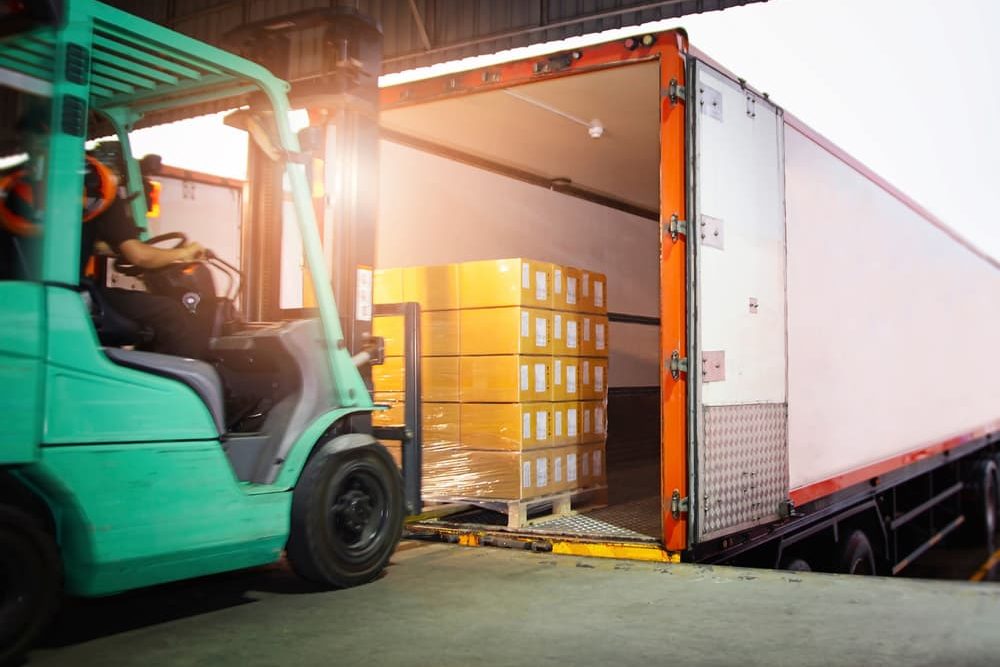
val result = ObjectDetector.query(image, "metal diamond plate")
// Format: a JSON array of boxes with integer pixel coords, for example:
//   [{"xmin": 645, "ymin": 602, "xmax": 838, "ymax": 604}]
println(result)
[{"xmin": 698, "ymin": 403, "xmax": 788, "ymax": 540}]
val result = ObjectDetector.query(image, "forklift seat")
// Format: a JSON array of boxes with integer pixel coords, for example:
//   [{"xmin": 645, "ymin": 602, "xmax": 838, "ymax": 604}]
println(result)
[
  {"xmin": 80, "ymin": 279, "xmax": 153, "ymax": 348},
  {"xmin": 103, "ymin": 348, "xmax": 226, "ymax": 434}
]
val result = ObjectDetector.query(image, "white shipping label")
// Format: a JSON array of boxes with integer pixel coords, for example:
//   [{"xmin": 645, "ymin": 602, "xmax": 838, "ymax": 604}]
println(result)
[
  {"xmin": 554, "ymin": 268, "xmax": 563, "ymax": 294},
  {"xmin": 555, "ymin": 456, "xmax": 563, "ymax": 483},
  {"xmin": 535, "ymin": 316, "xmax": 547, "ymax": 348},
  {"xmin": 555, "ymin": 410, "xmax": 563, "ymax": 437},
  {"xmin": 355, "ymin": 267, "xmax": 374, "ymax": 322},
  {"xmin": 566, "ymin": 364, "xmax": 577, "ymax": 394},
  {"xmin": 595, "ymin": 281, "xmax": 604, "ymax": 308},
  {"xmin": 536, "ymin": 410, "xmax": 548, "ymax": 441},
  {"xmin": 567, "ymin": 276, "xmax": 578, "ymax": 305},
  {"xmin": 583, "ymin": 408, "xmax": 591, "ymax": 434},
  {"xmin": 567, "ymin": 320, "xmax": 578, "ymax": 349},
  {"xmin": 522, "ymin": 262, "xmax": 530, "ymax": 288},
  {"xmin": 583, "ymin": 273, "xmax": 590, "ymax": 298},
  {"xmin": 596, "ymin": 323, "xmax": 605, "ymax": 351},
  {"xmin": 554, "ymin": 314, "xmax": 562, "ymax": 339},
  {"xmin": 595, "ymin": 406, "xmax": 605, "ymax": 435},
  {"xmin": 567, "ymin": 454, "xmax": 578, "ymax": 482},
  {"xmin": 521, "ymin": 310, "xmax": 530, "ymax": 338},
  {"xmin": 522, "ymin": 461, "xmax": 532, "ymax": 489},
  {"xmin": 582, "ymin": 360, "xmax": 590, "ymax": 386},
  {"xmin": 523, "ymin": 412, "xmax": 532, "ymax": 439},
  {"xmin": 536, "ymin": 457, "xmax": 548, "ymax": 488},
  {"xmin": 582, "ymin": 452, "xmax": 590, "ymax": 477},
  {"xmin": 535, "ymin": 271, "xmax": 547, "ymax": 301},
  {"xmin": 593, "ymin": 450, "xmax": 603, "ymax": 477},
  {"xmin": 554, "ymin": 359, "xmax": 562, "ymax": 385},
  {"xmin": 567, "ymin": 409, "xmax": 578, "ymax": 437},
  {"xmin": 534, "ymin": 363, "xmax": 546, "ymax": 394},
  {"xmin": 595, "ymin": 366, "xmax": 604, "ymax": 394},
  {"xmin": 582, "ymin": 317, "xmax": 591, "ymax": 342},
  {"xmin": 520, "ymin": 364, "xmax": 529, "ymax": 391}
]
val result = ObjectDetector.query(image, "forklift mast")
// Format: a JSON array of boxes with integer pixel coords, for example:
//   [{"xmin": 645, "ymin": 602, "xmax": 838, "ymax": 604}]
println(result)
[{"xmin": 227, "ymin": 9, "xmax": 383, "ymax": 415}]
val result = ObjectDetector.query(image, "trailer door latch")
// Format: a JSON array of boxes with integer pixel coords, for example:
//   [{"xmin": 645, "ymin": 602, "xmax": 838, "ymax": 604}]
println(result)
[
  {"xmin": 671, "ymin": 490, "xmax": 689, "ymax": 519},
  {"xmin": 665, "ymin": 213, "xmax": 687, "ymax": 242},
  {"xmin": 668, "ymin": 350, "xmax": 688, "ymax": 380}
]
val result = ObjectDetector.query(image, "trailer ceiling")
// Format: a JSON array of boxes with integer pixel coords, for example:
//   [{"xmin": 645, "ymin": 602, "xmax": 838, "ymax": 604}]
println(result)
[{"xmin": 382, "ymin": 61, "xmax": 661, "ymax": 212}]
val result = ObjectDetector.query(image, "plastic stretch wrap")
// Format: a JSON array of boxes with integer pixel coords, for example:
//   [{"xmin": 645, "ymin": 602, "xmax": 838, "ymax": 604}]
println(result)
[{"xmin": 373, "ymin": 257, "xmax": 608, "ymax": 502}]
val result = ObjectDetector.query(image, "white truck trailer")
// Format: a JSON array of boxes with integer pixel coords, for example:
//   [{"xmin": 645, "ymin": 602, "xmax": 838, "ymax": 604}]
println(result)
[{"xmin": 370, "ymin": 29, "xmax": 1000, "ymax": 573}]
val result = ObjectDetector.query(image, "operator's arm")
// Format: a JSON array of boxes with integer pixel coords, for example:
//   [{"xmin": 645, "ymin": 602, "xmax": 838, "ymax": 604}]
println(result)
[{"xmin": 118, "ymin": 238, "xmax": 204, "ymax": 270}]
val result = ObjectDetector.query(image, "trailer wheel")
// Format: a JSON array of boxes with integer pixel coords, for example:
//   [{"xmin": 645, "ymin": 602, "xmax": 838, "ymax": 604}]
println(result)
[
  {"xmin": 287, "ymin": 435, "xmax": 404, "ymax": 588},
  {"xmin": 838, "ymin": 530, "xmax": 876, "ymax": 575},
  {"xmin": 0, "ymin": 506, "xmax": 61, "ymax": 665},
  {"xmin": 967, "ymin": 459, "xmax": 998, "ymax": 555}
]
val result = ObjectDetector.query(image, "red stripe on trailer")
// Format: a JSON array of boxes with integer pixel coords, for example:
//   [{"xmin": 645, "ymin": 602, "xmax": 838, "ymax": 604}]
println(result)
[{"xmin": 790, "ymin": 420, "xmax": 1000, "ymax": 507}]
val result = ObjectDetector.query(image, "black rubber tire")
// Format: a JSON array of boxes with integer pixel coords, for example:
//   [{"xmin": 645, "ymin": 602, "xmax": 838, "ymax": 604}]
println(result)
[
  {"xmin": 286, "ymin": 435, "xmax": 404, "ymax": 588},
  {"xmin": 967, "ymin": 460, "xmax": 999, "ymax": 555},
  {"xmin": 0, "ymin": 506, "xmax": 61, "ymax": 666},
  {"xmin": 838, "ymin": 529, "xmax": 876, "ymax": 575},
  {"xmin": 780, "ymin": 557, "xmax": 812, "ymax": 573}
]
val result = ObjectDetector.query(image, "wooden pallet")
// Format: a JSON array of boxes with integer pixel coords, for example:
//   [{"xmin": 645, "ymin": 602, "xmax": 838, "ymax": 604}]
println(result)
[{"xmin": 424, "ymin": 485, "xmax": 608, "ymax": 529}]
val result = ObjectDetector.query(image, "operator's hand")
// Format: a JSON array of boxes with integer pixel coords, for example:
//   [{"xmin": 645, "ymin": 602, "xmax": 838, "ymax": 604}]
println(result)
[{"xmin": 177, "ymin": 242, "xmax": 205, "ymax": 262}]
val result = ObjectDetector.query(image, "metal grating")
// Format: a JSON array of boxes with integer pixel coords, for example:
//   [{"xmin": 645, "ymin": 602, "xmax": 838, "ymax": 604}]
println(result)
[{"xmin": 698, "ymin": 402, "xmax": 788, "ymax": 540}]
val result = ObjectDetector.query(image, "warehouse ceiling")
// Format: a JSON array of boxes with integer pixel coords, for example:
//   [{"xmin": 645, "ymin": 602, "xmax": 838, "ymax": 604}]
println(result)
[
  {"xmin": 382, "ymin": 61, "xmax": 661, "ymax": 212},
  {"xmin": 2, "ymin": 1, "xmax": 763, "ymax": 156}
]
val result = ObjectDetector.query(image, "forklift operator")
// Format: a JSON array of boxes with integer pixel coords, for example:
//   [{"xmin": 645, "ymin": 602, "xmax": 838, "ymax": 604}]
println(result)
[
  {"xmin": 0, "ymin": 122, "xmax": 212, "ymax": 360},
  {"xmin": 81, "ymin": 170, "xmax": 212, "ymax": 360}
]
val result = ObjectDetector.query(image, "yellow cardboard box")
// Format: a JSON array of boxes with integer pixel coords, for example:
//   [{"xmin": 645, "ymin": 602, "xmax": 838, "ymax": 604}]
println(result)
[
  {"xmin": 551, "ymin": 402, "xmax": 580, "ymax": 446},
  {"xmin": 552, "ymin": 356, "xmax": 580, "ymax": 402},
  {"xmin": 550, "ymin": 445, "xmax": 586, "ymax": 493},
  {"xmin": 579, "ymin": 357, "xmax": 609, "ymax": 400},
  {"xmin": 460, "ymin": 355, "xmax": 553, "ymax": 403},
  {"xmin": 579, "ymin": 399, "xmax": 607, "ymax": 444},
  {"xmin": 459, "ymin": 307, "xmax": 552, "ymax": 356},
  {"xmin": 374, "ymin": 267, "xmax": 404, "ymax": 305},
  {"xmin": 551, "ymin": 311, "xmax": 580, "ymax": 355},
  {"xmin": 372, "ymin": 393, "xmax": 460, "ymax": 445},
  {"xmin": 579, "ymin": 314, "xmax": 609, "ymax": 357},
  {"xmin": 579, "ymin": 270, "xmax": 608, "ymax": 314},
  {"xmin": 412, "ymin": 448, "xmax": 557, "ymax": 500},
  {"xmin": 459, "ymin": 258, "xmax": 554, "ymax": 309},
  {"xmin": 403, "ymin": 264, "xmax": 460, "ymax": 311},
  {"xmin": 372, "ymin": 310, "xmax": 460, "ymax": 357},
  {"xmin": 552, "ymin": 265, "xmax": 581, "ymax": 312},
  {"xmin": 460, "ymin": 402, "xmax": 553, "ymax": 450},
  {"xmin": 372, "ymin": 356, "xmax": 460, "ymax": 402},
  {"xmin": 579, "ymin": 442, "xmax": 607, "ymax": 487}
]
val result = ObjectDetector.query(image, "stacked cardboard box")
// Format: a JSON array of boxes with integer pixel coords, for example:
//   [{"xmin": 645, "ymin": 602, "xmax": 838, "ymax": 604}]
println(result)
[{"xmin": 372, "ymin": 258, "xmax": 608, "ymax": 501}]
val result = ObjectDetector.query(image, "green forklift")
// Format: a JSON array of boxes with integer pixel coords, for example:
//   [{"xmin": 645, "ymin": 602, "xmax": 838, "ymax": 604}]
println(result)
[{"xmin": 0, "ymin": 1, "xmax": 420, "ymax": 661}]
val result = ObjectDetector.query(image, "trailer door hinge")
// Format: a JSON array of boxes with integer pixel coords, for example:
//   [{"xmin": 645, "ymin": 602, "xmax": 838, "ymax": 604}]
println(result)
[
  {"xmin": 668, "ymin": 350, "xmax": 688, "ymax": 380},
  {"xmin": 671, "ymin": 490, "xmax": 689, "ymax": 519},
  {"xmin": 666, "ymin": 78, "xmax": 686, "ymax": 105},
  {"xmin": 666, "ymin": 213, "xmax": 687, "ymax": 242}
]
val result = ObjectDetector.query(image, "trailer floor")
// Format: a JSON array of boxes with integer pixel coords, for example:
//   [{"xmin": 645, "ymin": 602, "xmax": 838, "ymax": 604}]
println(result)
[{"xmin": 28, "ymin": 541, "xmax": 1000, "ymax": 667}]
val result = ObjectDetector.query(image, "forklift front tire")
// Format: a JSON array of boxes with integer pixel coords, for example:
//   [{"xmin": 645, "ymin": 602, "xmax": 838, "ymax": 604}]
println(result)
[
  {"xmin": 287, "ymin": 434, "xmax": 404, "ymax": 588},
  {"xmin": 0, "ymin": 505, "xmax": 61, "ymax": 666}
]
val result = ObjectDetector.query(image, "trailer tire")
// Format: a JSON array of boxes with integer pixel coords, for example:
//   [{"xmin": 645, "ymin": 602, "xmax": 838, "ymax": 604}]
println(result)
[
  {"xmin": 0, "ymin": 506, "xmax": 61, "ymax": 666},
  {"xmin": 287, "ymin": 435, "xmax": 404, "ymax": 589},
  {"xmin": 967, "ymin": 459, "xmax": 998, "ymax": 555},
  {"xmin": 838, "ymin": 530, "xmax": 876, "ymax": 575}
]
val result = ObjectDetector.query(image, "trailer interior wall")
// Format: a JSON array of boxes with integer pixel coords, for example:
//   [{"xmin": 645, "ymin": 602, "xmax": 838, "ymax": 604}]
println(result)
[
  {"xmin": 376, "ymin": 114, "xmax": 661, "ymax": 389},
  {"xmin": 783, "ymin": 124, "xmax": 1000, "ymax": 498}
]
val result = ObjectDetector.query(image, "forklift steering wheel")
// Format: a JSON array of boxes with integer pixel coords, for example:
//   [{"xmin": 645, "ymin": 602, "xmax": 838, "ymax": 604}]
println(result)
[{"xmin": 113, "ymin": 232, "xmax": 189, "ymax": 277}]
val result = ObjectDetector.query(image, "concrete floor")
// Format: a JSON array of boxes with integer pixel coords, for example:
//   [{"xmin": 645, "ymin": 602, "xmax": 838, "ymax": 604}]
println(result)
[{"xmin": 27, "ymin": 540, "xmax": 1000, "ymax": 667}]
